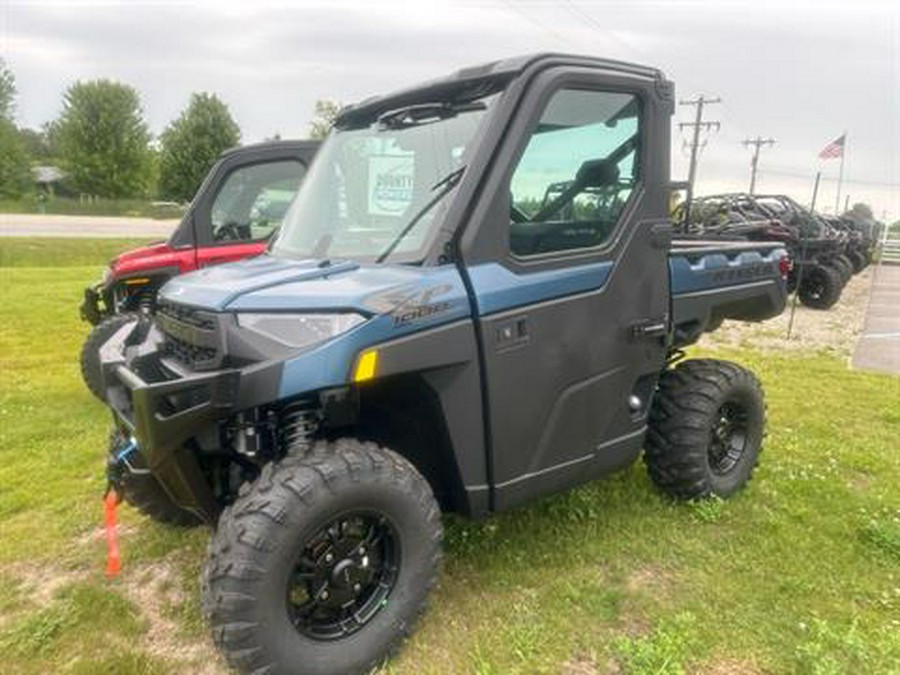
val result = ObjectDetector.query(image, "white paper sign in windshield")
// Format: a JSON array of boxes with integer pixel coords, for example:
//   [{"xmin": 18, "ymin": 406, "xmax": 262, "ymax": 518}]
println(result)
[{"xmin": 368, "ymin": 155, "xmax": 414, "ymax": 216}]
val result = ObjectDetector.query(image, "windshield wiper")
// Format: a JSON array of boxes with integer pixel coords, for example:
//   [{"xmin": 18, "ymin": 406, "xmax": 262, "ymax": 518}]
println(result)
[
  {"xmin": 375, "ymin": 166, "xmax": 466, "ymax": 264},
  {"xmin": 377, "ymin": 101, "xmax": 486, "ymax": 130}
]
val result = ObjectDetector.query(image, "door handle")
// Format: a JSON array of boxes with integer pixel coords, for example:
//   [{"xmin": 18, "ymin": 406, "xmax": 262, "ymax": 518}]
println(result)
[
  {"xmin": 630, "ymin": 319, "xmax": 668, "ymax": 340},
  {"xmin": 495, "ymin": 316, "xmax": 530, "ymax": 351}
]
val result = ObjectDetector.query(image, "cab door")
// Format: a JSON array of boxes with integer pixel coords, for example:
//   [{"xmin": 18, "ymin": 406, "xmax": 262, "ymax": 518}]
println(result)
[
  {"xmin": 192, "ymin": 142, "xmax": 319, "ymax": 269},
  {"xmin": 463, "ymin": 69, "xmax": 673, "ymax": 510}
]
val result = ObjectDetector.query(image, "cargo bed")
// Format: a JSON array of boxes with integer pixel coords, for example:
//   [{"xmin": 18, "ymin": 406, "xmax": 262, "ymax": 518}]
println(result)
[{"xmin": 668, "ymin": 239, "xmax": 787, "ymax": 347}]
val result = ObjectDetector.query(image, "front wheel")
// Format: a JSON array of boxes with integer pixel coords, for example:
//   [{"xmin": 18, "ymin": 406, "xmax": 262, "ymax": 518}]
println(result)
[
  {"xmin": 203, "ymin": 440, "xmax": 443, "ymax": 675},
  {"xmin": 80, "ymin": 313, "xmax": 140, "ymax": 401},
  {"xmin": 644, "ymin": 359, "xmax": 765, "ymax": 500}
]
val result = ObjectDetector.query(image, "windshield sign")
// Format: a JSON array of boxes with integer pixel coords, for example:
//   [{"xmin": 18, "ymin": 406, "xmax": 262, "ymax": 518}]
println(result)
[{"xmin": 368, "ymin": 153, "xmax": 414, "ymax": 216}]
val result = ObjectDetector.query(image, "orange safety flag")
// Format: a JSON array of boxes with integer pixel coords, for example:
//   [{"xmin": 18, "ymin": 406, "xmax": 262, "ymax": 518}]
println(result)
[{"xmin": 104, "ymin": 489, "xmax": 122, "ymax": 577}]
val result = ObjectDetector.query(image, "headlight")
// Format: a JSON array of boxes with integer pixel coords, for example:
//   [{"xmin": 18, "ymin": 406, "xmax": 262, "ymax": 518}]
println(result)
[{"xmin": 235, "ymin": 313, "xmax": 366, "ymax": 348}]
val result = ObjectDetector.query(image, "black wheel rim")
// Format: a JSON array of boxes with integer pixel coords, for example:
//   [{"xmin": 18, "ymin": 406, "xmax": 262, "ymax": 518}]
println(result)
[
  {"xmin": 708, "ymin": 402, "xmax": 749, "ymax": 475},
  {"xmin": 806, "ymin": 270, "xmax": 826, "ymax": 299},
  {"xmin": 287, "ymin": 511, "xmax": 400, "ymax": 640}
]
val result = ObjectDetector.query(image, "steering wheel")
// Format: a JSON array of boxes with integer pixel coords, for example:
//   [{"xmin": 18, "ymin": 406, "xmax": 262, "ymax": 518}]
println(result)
[
  {"xmin": 510, "ymin": 204, "xmax": 529, "ymax": 223},
  {"xmin": 215, "ymin": 221, "xmax": 242, "ymax": 241}
]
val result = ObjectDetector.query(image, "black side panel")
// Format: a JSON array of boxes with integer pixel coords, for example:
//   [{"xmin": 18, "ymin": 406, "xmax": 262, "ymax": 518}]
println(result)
[
  {"xmin": 478, "ymin": 215, "xmax": 669, "ymax": 511},
  {"xmin": 493, "ymin": 428, "xmax": 645, "ymax": 510},
  {"xmin": 359, "ymin": 320, "xmax": 488, "ymax": 516},
  {"xmin": 457, "ymin": 64, "xmax": 673, "ymax": 511}
]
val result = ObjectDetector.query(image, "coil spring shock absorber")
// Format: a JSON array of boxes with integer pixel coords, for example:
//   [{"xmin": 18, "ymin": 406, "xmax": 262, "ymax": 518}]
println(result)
[
  {"xmin": 137, "ymin": 290, "xmax": 155, "ymax": 315},
  {"xmin": 280, "ymin": 399, "xmax": 321, "ymax": 456}
]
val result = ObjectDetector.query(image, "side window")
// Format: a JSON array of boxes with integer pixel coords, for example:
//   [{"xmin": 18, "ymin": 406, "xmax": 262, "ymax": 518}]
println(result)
[
  {"xmin": 211, "ymin": 160, "xmax": 306, "ymax": 243},
  {"xmin": 509, "ymin": 89, "xmax": 641, "ymax": 257}
]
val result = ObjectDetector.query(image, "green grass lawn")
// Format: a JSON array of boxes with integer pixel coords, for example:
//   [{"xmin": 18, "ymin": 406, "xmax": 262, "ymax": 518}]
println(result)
[
  {"xmin": 0, "ymin": 238, "xmax": 157, "ymax": 268},
  {"xmin": 0, "ymin": 242, "xmax": 898, "ymax": 674}
]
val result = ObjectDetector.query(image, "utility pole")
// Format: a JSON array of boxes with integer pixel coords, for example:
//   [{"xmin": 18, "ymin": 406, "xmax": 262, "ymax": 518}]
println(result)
[
  {"xmin": 679, "ymin": 96, "xmax": 721, "ymax": 218},
  {"xmin": 742, "ymin": 136, "xmax": 776, "ymax": 195},
  {"xmin": 810, "ymin": 172, "xmax": 821, "ymax": 211}
]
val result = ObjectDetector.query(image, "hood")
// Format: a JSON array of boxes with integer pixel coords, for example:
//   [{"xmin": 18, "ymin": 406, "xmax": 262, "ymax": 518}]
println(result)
[
  {"xmin": 114, "ymin": 241, "xmax": 170, "ymax": 264},
  {"xmin": 158, "ymin": 254, "xmax": 457, "ymax": 315},
  {"xmin": 111, "ymin": 241, "xmax": 181, "ymax": 276}
]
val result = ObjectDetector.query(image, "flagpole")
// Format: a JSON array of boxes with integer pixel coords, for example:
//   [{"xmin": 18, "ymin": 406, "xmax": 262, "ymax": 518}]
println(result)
[
  {"xmin": 834, "ymin": 130, "xmax": 846, "ymax": 214},
  {"xmin": 810, "ymin": 171, "xmax": 821, "ymax": 210}
]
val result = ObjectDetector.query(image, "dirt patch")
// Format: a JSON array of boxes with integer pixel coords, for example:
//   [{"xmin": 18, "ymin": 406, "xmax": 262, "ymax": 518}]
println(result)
[
  {"xmin": 561, "ymin": 653, "xmax": 626, "ymax": 675},
  {"xmin": 0, "ymin": 561, "xmax": 88, "ymax": 609},
  {"xmin": 848, "ymin": 471, "xmax": 874, "ymax": 491},
  {"xmin": 616, "ymin": 613, "xmax": 651, "ymax": 640},
  {"xmin": 699, "ymin": 268, "xmax": 873, "ymax": 356},
  {"xmin": 625, "ymin": 565, "xmax": 675, "ymax": 595},
  {"xmin": 560, "ymin": 654, "xmax": 601, "ymax": 674},
  {"xmin": 690, "ymin": 657, "xmax": 765, "ymax": 675},
  {"xmin": 76, "ymin": 522, "xmax": 138, "ymax": 547},
  {"xmin": 120, "ymin": 558, "xmax": 227, "ymax": 675}
]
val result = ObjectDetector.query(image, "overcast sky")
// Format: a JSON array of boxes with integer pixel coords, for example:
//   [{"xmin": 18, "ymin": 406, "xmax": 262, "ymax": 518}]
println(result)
[{"xmin": 3, "ymin": 0, "xmax": 898, "ymax": 220}]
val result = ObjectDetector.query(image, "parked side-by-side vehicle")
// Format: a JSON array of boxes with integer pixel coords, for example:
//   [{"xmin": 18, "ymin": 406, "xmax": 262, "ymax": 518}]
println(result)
[
  {"xmin": 679, "ymin": 193, "xmax": 877, "ymax": 310},
  {"xmin": 79, "ymin": 140, "xmax": 319, "ymax": 399},
  {"xmin": 92, "ymin": 54, "xmax": 788, "ymax": 675}
]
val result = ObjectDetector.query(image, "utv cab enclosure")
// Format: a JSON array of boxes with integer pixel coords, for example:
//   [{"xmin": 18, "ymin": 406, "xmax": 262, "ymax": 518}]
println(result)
[
  {"xmin": 98, "ymin": 54, "xmax": 787, "ymax": 675},
  {"xmin": 79, "ymin": 140, "xmax": 319, "ymax": 399},
  {"xmin": 80, "ymin": 140, "xmax": 319, "ymax": 325}
]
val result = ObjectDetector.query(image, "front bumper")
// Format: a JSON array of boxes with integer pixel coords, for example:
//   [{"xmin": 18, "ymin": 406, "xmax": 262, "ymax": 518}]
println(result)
[
  {"xmin": 101, "ymin": 321, "xmax": 241, "ymax": 522},
  {"xmin": 80, "ymin": 283, "xmax": 107, "ymax": 325}
]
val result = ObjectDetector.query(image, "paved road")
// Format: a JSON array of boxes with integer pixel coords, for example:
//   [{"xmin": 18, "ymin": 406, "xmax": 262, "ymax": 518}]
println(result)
[
  {"xmin": 852, "ymin": 262, "xmax": 900, "ymax": 376},
  {"xmin": 0, "ymin": 213, "xmax": 178, "ymax": 238}
]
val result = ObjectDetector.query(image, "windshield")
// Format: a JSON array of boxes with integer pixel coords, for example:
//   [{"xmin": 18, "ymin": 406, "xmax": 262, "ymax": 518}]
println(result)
[{"xmin": 271, "ymin": 93, "xmax": 498, "ymax": 262}]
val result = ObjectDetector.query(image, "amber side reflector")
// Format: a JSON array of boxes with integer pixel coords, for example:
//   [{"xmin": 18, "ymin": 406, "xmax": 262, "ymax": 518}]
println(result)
[
  {"xmin": 124, "ymin": 277, "xmax": 150, "ymax": 286},
  {"xmin": 354, "ymin": 351, "xmax": 378, "ymax": 382}
]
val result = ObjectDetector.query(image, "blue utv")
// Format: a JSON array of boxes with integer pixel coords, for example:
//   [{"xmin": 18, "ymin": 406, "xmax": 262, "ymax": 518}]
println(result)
[{"xmin": 97, "ymin": 54, "xmax": 789, "ymax": 674}]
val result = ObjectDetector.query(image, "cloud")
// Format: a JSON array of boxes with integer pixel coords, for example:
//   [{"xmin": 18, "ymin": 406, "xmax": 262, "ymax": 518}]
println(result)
[{"xmin": 3, "ymin": 0, "xmax": 897, "ymax": 218}]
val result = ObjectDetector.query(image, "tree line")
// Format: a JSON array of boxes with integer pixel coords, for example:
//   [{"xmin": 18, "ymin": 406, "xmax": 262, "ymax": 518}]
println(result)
[{"xmin": 0, "ymin": 58, "xmax": 337, "ymax": 204}]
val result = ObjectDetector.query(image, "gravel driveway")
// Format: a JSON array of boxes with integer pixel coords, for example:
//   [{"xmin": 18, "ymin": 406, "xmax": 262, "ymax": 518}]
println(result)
[
  {"xmin": 0, "ymin": 213, "xmax": 178, "ymax": 238},
  {"xmin": 699, "ymin": 267, "xmax": 874, "ymax": 357}
]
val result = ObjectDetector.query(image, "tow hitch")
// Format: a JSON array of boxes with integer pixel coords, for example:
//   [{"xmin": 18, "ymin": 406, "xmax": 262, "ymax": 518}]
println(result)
[{"xmin": 106, "ymin": 436, "xmax": 150, "ymax": 490}]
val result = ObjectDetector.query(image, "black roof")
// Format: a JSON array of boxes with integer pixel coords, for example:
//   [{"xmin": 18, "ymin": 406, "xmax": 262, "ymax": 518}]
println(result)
[
  {"xmin": 336, "ymin": 53, "xmax": 665, "ymax": 128},
  {"xmin": 219, "ymin": 138, "xmax": 321, "ymax": 158}
]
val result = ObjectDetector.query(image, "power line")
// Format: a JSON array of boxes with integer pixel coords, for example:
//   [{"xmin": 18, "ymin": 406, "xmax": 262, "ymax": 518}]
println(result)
[
  {"xmin": 497, "ymin": 0, "xmax": 571, "ymax": 46},
  {"xmin": 559, "ymin": 0, "xmax": 645, "ymax": 62},
  {"xmin": 678, "ymin": 95, "xmax": 721, "ymax": 210},
  {"xmin": 742, "ymin": 136, "xmax": 776, "ymax": 195},
  {"xmin": 758, "ymin": 166, "xmax": 900, "ymax": 188}
]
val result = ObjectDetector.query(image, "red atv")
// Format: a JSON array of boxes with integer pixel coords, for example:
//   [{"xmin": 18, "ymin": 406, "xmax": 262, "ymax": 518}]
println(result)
[{"xmin": 79, "ymin": 140, "xmax": 319, "ymax": 399}]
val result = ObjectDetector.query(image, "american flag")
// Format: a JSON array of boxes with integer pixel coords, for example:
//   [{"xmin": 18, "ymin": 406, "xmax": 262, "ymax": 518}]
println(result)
[{"xmin": 819, "ymin": 134, "xmax": 845, "ymax": 159}]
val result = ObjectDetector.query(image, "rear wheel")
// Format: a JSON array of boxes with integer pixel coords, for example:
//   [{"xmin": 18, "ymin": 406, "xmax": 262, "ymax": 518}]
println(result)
[
  {"xmin": 847, "ymin": 250, "xmax": 867, "ymax": 274},
  {"xmin": 830, "ymin": 255, "xmax": 853, "ymax": 284},
  {"xmin": 645, "ymin": 359, "xmax": 765, "ymax": 499},
  {"xmin": 80, "ymin": 313, "xmax": 140, "ymax": 401},
  {"xmin": 203, "ymin": 440, "xmax": 443, "ymax": 675},
  {"xmin": 798, "ymin": 264, "xmax": 842, "ymax": 310}
]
